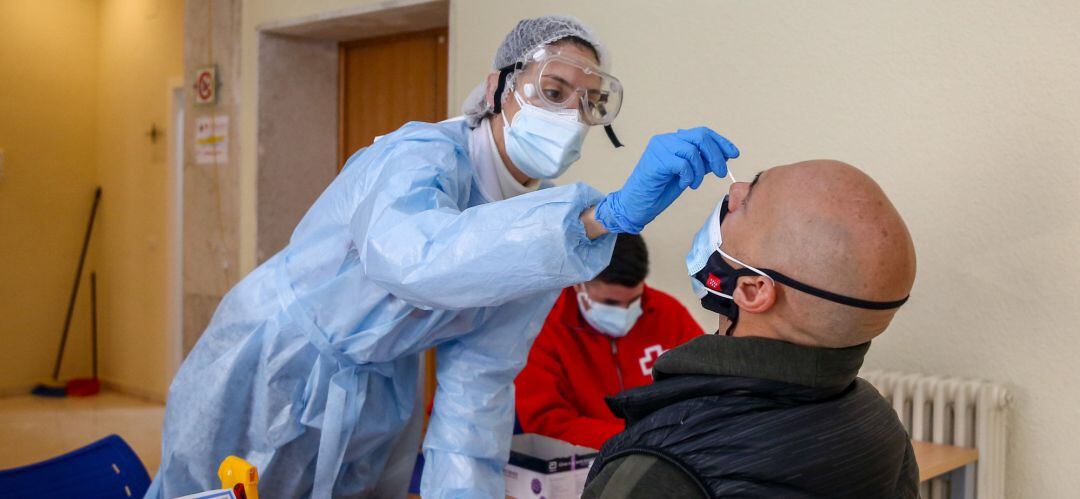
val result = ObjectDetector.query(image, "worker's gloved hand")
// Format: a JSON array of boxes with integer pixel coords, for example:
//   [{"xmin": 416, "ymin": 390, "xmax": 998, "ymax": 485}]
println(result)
[{"xmin": 595, "ymin": 127, "xmax": 739, "ymax": 234}]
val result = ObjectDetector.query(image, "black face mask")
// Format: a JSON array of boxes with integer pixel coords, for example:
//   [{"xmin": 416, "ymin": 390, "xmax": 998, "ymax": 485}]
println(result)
[{"xmin": 690, "ymin": 198, "xmax": 909, "ymax": 336}]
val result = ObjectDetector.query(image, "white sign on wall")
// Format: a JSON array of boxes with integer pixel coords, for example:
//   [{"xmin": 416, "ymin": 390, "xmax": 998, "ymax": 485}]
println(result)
[{"xmin": 195, "ymin": 115, "xmax": 228, "ymax": 164}]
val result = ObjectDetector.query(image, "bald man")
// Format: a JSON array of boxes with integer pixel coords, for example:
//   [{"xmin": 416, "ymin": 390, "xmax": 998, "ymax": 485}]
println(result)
[{"xmin": 582, "ymin": 160, "xmax": 919, "ymax": 498}]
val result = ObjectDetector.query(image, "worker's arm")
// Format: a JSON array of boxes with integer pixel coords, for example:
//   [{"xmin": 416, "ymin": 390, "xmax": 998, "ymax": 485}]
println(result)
[
  {"xmin": 515, "ymin": 330, "xmax": 623, "ymax": 449},
  {"xmin": 352, "ymin": 140, "xmax": 615, "ymax": 311},
  {"xmin": 420, "ymin": 295, "xmax": 554, "ymax": 498},
  {"xmin": 580, "ymin": 205, "xmax": 609, "ymax": 240}
]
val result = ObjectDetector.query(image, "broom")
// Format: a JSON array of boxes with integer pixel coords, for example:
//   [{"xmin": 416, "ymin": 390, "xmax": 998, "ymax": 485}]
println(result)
[
  {"xmin": 32, "ymin": 187, "xmax": 101, "ymax": 397},
  {"xmin": 65, "ymin": 272, "xmax": 100, "ymax": 397}
]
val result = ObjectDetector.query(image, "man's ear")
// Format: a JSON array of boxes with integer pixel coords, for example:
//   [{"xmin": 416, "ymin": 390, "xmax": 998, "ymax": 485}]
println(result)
[
  {"xmin": 485, "ymin": 72, "xmax": 500, "ymax": 109},
  {"xmin": 732, "ymin": 276, "xmax": 777, "ymax": 314}
]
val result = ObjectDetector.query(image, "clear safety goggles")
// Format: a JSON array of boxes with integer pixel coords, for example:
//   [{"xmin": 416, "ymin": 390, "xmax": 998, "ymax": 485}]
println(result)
[{"xmin": 512, "ymin": 47, "xmax": 623, "ymax": 126}]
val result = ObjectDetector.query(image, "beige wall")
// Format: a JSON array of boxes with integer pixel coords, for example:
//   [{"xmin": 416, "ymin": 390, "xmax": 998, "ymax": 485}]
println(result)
[
  {"xmin": 236, "ymin": 0, "xmax": 1079, "ymax": 495},
  {"xmin": 0, "ymin": 0, "xmax": 183, "ymax": 400},
  {"xmin": 95, "ymin": 0, "xmax": 184, "ymax": 401},
  {"xmin": 450, "ymin": 1, "xmax": 1079, "ymax": 496},
  {"xmin": 0, "ymin": 0, "xmax": 100, "ymax": 394},
  {"xmin": 181, "ymin": 0, "xmax": 243, "ymax": 360}
]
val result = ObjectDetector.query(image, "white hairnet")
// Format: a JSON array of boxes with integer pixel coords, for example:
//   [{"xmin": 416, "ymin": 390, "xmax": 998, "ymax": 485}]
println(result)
[
  {"xmin": 493, "ymin": 15, "xmax": 608, "ymax": 70},
  {"xmin": 463, "ymin": 15, "xmax": 607, "ymax": 127}
]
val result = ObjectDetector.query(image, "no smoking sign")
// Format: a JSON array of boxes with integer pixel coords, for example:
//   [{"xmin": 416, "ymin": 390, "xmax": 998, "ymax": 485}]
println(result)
[{"xmin": 193, "ymin": 66, "xmax": 217, "ymax": 106}]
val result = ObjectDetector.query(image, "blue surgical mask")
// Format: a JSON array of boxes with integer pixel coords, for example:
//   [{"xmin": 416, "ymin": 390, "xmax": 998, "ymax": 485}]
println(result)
[
  {"xmin": 502, "ymin": 91, "xmax": 589, "ymax": 179},
  {"xmin": 685, "ymin": 197, "xmax": 773, "ymax": 335},
  {"xmin": 576, "ymin": 286, "xmax": 643, "ymax": 338}
]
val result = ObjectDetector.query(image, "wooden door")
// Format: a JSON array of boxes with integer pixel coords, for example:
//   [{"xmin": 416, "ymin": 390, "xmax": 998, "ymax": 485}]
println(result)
[
  {"xmin": 339, "ymin": 28, "xmax": 448, "ymax": 429},
  {"xmin": 339, "ymin": 28, "xmax": 448, "ymax": 166}
]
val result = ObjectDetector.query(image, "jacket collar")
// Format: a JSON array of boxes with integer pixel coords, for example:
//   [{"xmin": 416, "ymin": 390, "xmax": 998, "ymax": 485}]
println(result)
[
  {"xmin": 606, "ymin": 335, "xmax": 870, "ymax": 422},
  {"xmin": 652, "ymin": 334, "xmax": 869, "ymax": 390}
]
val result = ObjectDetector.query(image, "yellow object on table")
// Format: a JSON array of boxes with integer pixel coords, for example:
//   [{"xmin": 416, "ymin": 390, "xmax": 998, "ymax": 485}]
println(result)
[{"xmin": 218, "ymin": 456, "xmax": 259, "ymax": 499}]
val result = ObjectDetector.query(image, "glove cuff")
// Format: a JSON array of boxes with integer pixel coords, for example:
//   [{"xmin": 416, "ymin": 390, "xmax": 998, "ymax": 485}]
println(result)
[{"xmin": 595, "ymin": 193, "xmax": 644, "ymax": 235}]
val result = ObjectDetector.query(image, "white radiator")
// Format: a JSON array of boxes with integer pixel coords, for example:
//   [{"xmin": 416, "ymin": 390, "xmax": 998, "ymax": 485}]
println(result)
[{"xmin": 862, "ymin": 370, "xmax": 1010, "ymax": 499}]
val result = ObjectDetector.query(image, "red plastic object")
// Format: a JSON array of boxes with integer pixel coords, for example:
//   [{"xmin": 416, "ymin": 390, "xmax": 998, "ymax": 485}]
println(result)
[{"xmin": 66, "ymin": 378, "xmax": 100, "ymax": 397}]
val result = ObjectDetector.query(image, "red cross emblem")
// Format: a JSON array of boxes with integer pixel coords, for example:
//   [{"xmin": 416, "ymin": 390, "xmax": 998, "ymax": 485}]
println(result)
[{"xmin": 639, "ymin": 344, "xmax": 666, "ymax": 376}]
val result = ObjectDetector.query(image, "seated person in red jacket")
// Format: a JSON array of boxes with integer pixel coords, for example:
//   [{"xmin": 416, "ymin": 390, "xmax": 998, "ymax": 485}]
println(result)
[{"xmin": 515, "ymin": 234, "xmax": 703, "ymax": 449}]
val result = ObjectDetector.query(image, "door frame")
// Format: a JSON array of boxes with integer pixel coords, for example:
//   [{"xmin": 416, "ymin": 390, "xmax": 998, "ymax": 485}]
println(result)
[{"xmin": 166, "ymin": 78, "xmax": 185, "ymax": 381}]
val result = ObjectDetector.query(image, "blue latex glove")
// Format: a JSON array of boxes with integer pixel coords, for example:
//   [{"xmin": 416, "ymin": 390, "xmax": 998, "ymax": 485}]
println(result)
[{"xmin": 595, "ymin": 127, "xmax": 739, "ymax": 234}]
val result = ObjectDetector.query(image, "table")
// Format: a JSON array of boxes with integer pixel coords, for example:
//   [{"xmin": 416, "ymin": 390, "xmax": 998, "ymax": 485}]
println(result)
[{"xmin": 912, "ymin": 440, "xmax": 979, "ymax": 499}]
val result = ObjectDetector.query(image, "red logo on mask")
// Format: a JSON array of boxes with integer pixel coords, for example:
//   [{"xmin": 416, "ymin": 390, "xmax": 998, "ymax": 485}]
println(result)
[{"xmin": 706, "ymin": 273, "xmax": 723, "ymax": 290}]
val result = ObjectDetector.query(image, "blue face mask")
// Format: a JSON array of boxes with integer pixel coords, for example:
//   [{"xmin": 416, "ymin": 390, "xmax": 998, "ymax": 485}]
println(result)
[
  {"xmin": 576, "ymin": 285, "xmax": 643, "ymax": 338},
  {"xmin": 502, "ymin": 91, "xmax": 589, "ymax": 179}
]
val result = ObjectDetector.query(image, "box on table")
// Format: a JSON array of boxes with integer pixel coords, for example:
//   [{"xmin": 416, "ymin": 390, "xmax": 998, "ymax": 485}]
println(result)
[{"xmin": 504, "ymin": 433, "xmax": 598, "ymax": 499}]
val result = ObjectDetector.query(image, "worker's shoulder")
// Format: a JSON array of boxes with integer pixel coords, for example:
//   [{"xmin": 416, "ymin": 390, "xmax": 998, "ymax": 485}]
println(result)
[
  {"xmin": 389, "ymin": 119, "xmax": 470, "ymax": 150},
  {"xmin": 582, "ymin": 453, "xmax": 707, "ymax": 499},
  {"xmin": 362, "ymin": 120, "xmax": 471, "ymax": 177}
]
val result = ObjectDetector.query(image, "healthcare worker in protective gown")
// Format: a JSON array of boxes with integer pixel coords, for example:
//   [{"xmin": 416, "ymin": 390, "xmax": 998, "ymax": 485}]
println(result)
[{"xmin": 148, "ymin": 15, "xmax": 739, "ymax": 499}]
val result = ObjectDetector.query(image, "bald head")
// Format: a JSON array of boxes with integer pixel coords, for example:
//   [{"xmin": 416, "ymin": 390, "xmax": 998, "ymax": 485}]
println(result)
[{"xmin": 719, "ymin": 160, "xmax": 916, "ymax": 348}]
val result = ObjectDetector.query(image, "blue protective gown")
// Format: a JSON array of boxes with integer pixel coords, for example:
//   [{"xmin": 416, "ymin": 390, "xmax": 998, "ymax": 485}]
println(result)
[{"xmin": 147, "ymin": 119, "xmax": 615, "ymax": 498}]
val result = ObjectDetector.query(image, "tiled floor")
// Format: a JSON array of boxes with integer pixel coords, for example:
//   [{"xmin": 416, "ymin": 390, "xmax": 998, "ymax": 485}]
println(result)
[{"xmin": 0, "ymin": 391, "xmax": 164, "ymax": 475}]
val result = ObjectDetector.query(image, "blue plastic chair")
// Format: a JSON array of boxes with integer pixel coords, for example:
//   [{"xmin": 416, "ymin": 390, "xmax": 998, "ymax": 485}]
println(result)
[{"xmin": 0, "ymin": 434, "xmax": 151, "ymax": 499}]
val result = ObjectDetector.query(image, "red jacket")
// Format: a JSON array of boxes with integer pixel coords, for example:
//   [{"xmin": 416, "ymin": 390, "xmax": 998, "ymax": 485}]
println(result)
[{"xmin": 515, "ymin": 285, "xmax": 703, "ymax": 449}]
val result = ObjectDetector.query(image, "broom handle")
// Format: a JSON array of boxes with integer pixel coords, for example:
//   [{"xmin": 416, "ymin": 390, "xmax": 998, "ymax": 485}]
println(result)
[
  {"xmin": 91, "ymin": 272, "xmax": 98, "ymax": 379},
  {"xmin": 52, "ymin": 187, "xmax": 101, "ymax": 381}
]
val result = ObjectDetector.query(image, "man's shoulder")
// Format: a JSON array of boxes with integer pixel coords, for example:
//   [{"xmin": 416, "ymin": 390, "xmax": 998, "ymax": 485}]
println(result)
[
  {"xmin": 848, "ymin": 378, "xmax": 913, "ymax": 440},
  {"xmin": 582, "ymin": 453, "xmax": 707, "ymax": 499}
]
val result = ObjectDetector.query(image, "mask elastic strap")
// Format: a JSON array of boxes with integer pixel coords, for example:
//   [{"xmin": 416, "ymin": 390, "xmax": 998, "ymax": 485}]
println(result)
[
  {"xmin": 719, "ymin": 245, "xmax": 907, "ymax": 310},
  {"xmin": 576, "ymin": 288, "xmax": 590, "ymax": 309},
  {"xmin": 717, "ymin": 248, "xmax": 774, "ymax": 283},
  {"xmin": 500, "ymin": 90, "xmax": 525, "ymax": 129},
  {"xmin": 762, "ymin": 271, "xmax": 910, "ymax": 310},
  {"xmin": 700, "ymin": 287, "xmax": 734, "ymax": 300}
]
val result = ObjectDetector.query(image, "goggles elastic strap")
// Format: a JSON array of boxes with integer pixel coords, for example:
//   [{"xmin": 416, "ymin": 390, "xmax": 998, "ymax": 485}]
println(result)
[
  {"xmin": 492, "ymin": 62, "xmax": 523, "ymax": 114},
  {"xmin": 604, "ymin": 124, "xmax": 624, "ymax": 148}
]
